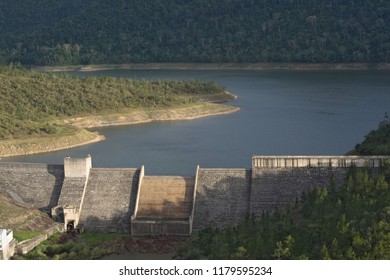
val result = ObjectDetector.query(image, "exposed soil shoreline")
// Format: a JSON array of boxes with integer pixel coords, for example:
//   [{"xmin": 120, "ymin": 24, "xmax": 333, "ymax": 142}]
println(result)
[
  {"xmin": 65, "ymin": 103, "xmax": 239, "ymax": 128},
  {"xmin": 33, "ymin": 62, "xmax": 390, "ymax": 72},
  {"xmin": 0, "ymin": 129, "xmax": 105, "ymax": 158},
  {"xmin": 0, "ymin": 103, "xmax": 238, "ymax": 158}
]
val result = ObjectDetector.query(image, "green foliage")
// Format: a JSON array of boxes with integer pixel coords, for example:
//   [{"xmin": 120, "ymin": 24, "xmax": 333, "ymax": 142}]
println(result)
[
  {"xmin": 176, "ymin": 167, "xmax": 390, "ymax": 260},
  {"xmin": 272, "ymin": 235, "xmax": 295, "ymax": 260},
  {"xmin": 0, "ymin": 66, "xmax": 227, "ymax": 139},
  {"xmin": 81, "ymin": 232, "xmax": 124, "ymax": 248},
  {"xmin": 16, "ymin": 232, "xmax": 125, "ymax": 260},
  {"xmin": 0, "ymin": 0, "xmax": 388, "ymax": 65},
  {"xmin": 351, "ymin": 124, "xmax": 390, "ymax": 155}
]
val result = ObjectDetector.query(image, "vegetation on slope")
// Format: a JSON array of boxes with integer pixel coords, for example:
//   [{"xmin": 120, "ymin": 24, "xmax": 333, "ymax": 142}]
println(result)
[
  {"xmin": 15, "ymin": 232, "xmax": 184, "ymax": 260},
  {"xmin": 350, "ymin": 122, "xmax": 390, "ymax": 156},
  {"xmin": 0, "ymin": 0, "xmax": 388, "ymax": 65},
  {"xmin": 0, "ymin": 65, "xmax": 232, "ymax": 140},
  {"xmin": 14, "ymin": 232, "xmax": 126, "ymax": 260},
  {"xmin": 175, "ymin": 167, "xmax": 390, "ymax": 260}
]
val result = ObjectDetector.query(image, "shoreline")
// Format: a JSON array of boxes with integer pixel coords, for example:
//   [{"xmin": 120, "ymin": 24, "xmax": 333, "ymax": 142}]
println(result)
[
  {"xmin": 0, "ymin": 103, "xmax": 239, "ymax": 158},
  {"xmin": 65, "ymin": 103, "xmax": 239, "ymax": 129},
  {"xmin": 0, "ymin": 129, "xmax": 105, "ymax": 158},
  {"xmin": 33, "ymin": 62, "xmax": 390, "ymax": 72}
]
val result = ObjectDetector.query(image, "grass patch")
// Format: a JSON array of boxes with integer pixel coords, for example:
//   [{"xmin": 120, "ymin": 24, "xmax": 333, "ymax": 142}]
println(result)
[
  {"xmin": 13, "ymin": 231, "xmax": 43, "ymax": 242},
  {"xmin": 81, "ymin": 232, "xmax": 126, "ymax": 247}
]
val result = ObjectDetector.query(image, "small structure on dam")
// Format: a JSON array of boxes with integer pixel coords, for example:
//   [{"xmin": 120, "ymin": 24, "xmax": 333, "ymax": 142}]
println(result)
[{"xmin": 0, "ymin": 155, "xmax": 389, "ymax": 236}]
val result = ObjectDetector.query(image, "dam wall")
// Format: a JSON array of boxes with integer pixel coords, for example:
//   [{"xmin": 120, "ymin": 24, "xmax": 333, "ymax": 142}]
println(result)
[
  {"xmin": 250, "ymin": 156, "xmax": 389, "ymax": 215},
  {"xmin": 1, "ymin": 155, "xmax": 389, "ymax": 235},
  {"xmin": 193, "ymin": 168, "xmax": 251, "ymax": 230},
  {"xmin": 250, "ymin": 167, "xmax": 348, "ymax": 215},
  {"xmin": 0, "ymin": 162, "xmax": 64, "ymax": 212},
  {"xmin": 78, "ymin": 168, "xmax": 140, "ymax": 233}
]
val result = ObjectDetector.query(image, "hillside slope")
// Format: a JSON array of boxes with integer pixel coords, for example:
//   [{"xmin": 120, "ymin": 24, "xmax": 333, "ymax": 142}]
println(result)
[{"xmin": 0, "ymin": 194, "xmax": 56, "ymax": 232}]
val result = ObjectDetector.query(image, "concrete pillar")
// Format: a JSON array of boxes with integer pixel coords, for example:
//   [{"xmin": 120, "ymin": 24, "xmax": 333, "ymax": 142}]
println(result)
[{"xmin": 64, "ymin": 155, "xmax": 92, "ymax": 178}]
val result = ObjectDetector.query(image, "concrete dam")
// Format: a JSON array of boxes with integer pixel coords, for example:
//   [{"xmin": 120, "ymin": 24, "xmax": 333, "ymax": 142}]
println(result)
[{"xmin": 0, "ymin": 155, "xmax": 388, "ymax": 235}]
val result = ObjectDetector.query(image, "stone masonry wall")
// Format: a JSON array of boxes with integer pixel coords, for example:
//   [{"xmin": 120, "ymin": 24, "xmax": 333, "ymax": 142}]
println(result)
[
  {"xmin": 250, "ymin": 167, "xmax": 349, "ymax": 216},
  {"xmin": 193, "ymin": 168, "xmax": 251, "ymax": 230},
  {"xmin": 57, "ymin": 177, "xmax": 87, "ymax": 208},
  {"xmin": 249, "ymin": 156, "xmax": 390, "ymax": 216},
  {"xmin": 78, "ymin": 168, "xmax": 140, "ymax": 233},
  {"xmin": 0, "ymin": 162, "xmax": 64, "ymax": 212}
]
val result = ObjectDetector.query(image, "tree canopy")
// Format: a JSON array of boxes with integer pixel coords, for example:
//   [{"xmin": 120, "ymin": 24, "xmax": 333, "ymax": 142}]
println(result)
[
  {"xmin": 0, "ymin": 0, "xmax": 388, "ymax": 65},
  {"xmin": 350, "ymin": 117, "xmax": 390, "ymax": 156}
]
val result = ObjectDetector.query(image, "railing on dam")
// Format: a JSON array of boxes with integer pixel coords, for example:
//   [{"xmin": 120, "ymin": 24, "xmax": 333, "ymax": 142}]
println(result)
[{"xmin": 252, "ymin": 156, "xmax": 390, "ymax": 169}]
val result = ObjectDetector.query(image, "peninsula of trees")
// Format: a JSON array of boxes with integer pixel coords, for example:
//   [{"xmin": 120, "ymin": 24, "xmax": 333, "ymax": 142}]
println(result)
[
  {"xmin": 0, "ymin": 0, "xmax": 388, "ymax": 66},
  {"xmin": 0, "ymin": 65, "xmax": 236, "ymax": 156}
]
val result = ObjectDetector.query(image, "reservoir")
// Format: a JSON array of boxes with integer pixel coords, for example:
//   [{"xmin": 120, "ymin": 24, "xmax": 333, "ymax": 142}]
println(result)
[{"xmin": 4, "ymin": 69, "xmax": 390, "ymax": 175}]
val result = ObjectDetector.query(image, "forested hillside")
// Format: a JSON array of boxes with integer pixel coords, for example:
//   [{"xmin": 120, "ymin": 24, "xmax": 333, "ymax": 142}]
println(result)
[
  {"xmin": 0, "ymin": 65, "xmax": 229, "ymax": 139},
  {"xmin": 0, "ymin": 0, "xmax": 388, "ymax": 65}
]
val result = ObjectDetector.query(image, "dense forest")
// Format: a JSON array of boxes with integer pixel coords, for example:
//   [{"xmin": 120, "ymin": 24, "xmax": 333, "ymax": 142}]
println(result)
[
  {"xmin": 0, "ymin": 0, "xmax": 388, "ymax": 65},
  {"xmin": 0, "ymin": 65, "xmax": 229, "ymax": 139}
]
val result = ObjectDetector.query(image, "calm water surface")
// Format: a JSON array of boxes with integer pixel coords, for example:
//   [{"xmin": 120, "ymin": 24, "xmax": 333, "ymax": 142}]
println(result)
[{"xmin": 4, "ymin": 69, "xmax": 390, "ymax": 175}]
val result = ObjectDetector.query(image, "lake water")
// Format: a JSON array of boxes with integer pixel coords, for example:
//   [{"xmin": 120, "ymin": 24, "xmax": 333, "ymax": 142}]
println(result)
[{"xmin": 4, "ymin": 69, "xmax": 390, "ymax": 175}]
